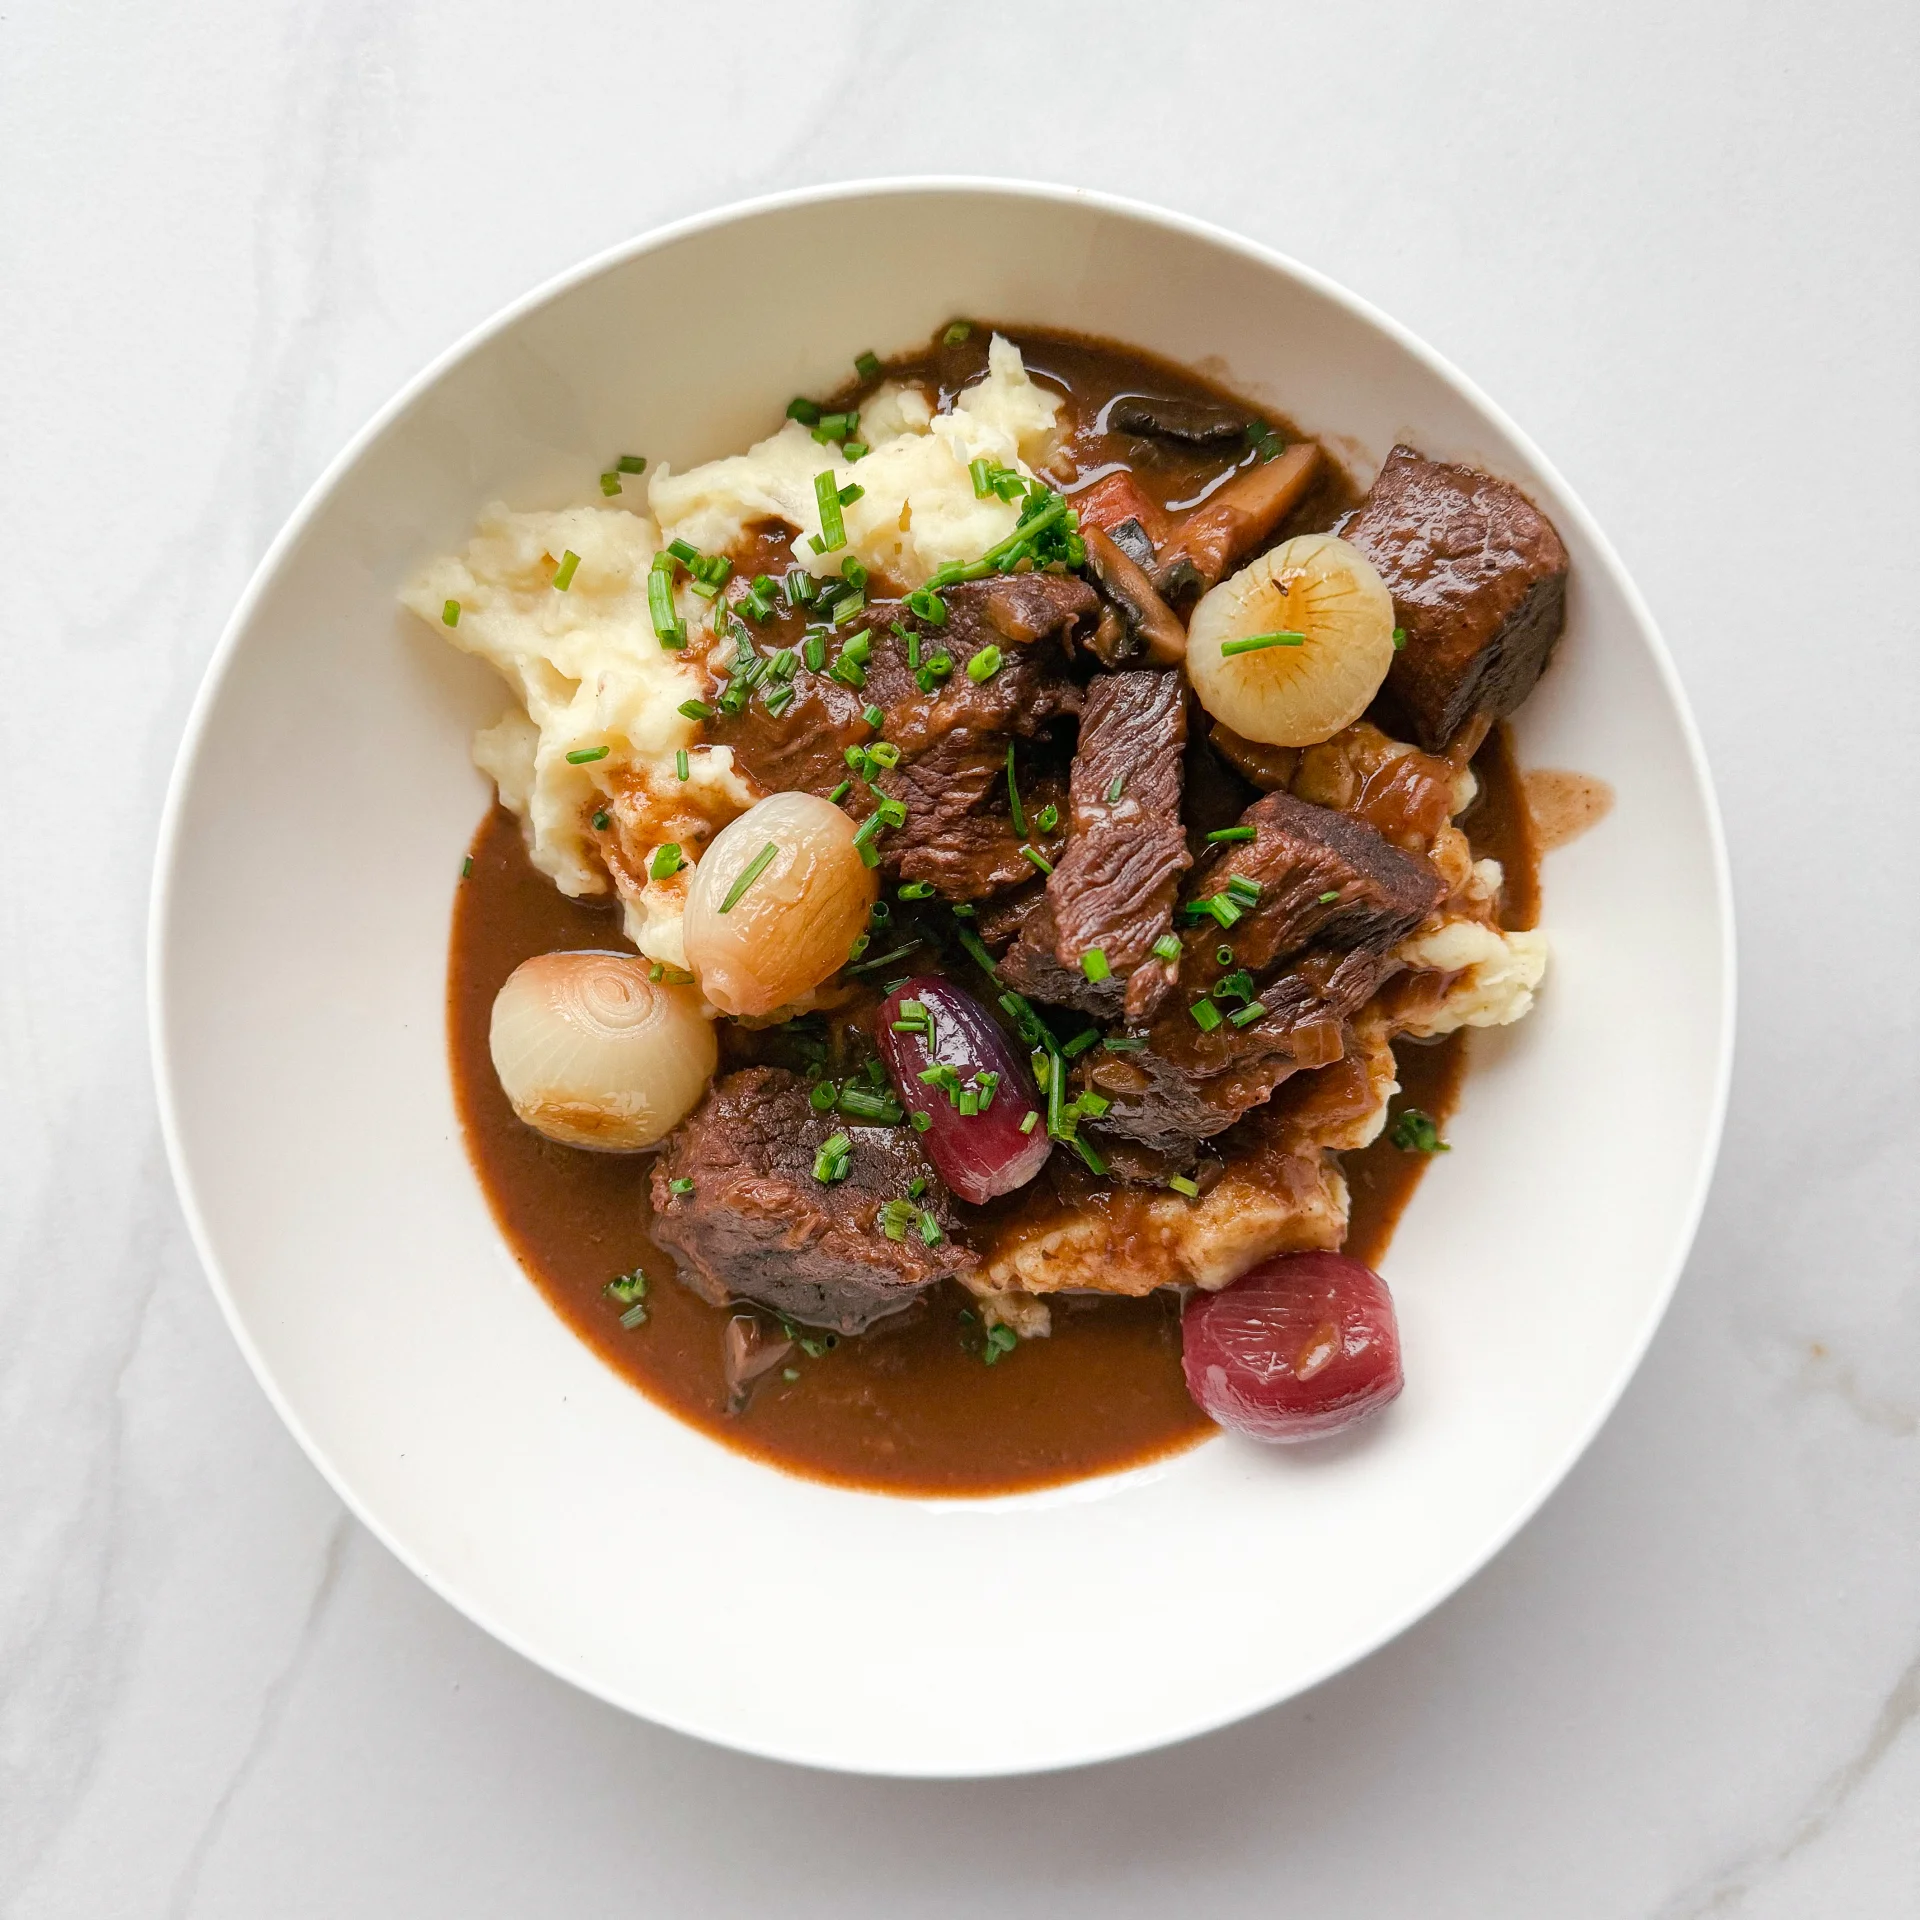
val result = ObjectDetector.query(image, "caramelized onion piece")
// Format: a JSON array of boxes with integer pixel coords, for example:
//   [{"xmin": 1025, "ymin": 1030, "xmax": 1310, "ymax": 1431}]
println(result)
[
  {"xmin": 876, "ymin": 977, "xmax": 1051, "ymax": 1203},
  {"xmin": 1186, "ymin": 533, "xmax": 1396, "ymax": 748},
  {"xmin": 1182, "ymin": 1252, "xmax": 1403, "ymax": 1441},
  {"xmin": 683, "ymin": 791, "xmax": 877, "ymax": 1017},
  {"xmin": 489, "ymin": 950, "xmax": 716, "ymax": 1151}
]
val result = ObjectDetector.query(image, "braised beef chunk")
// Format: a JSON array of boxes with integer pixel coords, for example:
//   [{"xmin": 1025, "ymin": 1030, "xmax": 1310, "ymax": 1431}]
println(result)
[
  {"xmin": 1001, "ymin": 671, "xmax": 1190, "ymax": 1020},
  {"xmin": 971, "ymin": 879, "xmax": 1047, "ymax": 954},
  {"xmin": 1081, "ymin": 792, "xmax": 1443, "ymax": 1149},
  {"xmin": 1341, "ymin": 445, "xmax": 1569, "ymax": 753},
  {"xmin": 650, "ymin": 1068, "xmax": 976, "ymax": 1334},
  {"xmin": 877, "ymin": 733, "xmax": 1067, "ymax": 900}
]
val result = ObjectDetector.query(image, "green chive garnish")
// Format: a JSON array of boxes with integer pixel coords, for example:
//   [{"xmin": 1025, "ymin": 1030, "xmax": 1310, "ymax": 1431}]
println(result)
[
  {"xmin": 1167, "ymin": 1175, "xmax": 1200, "ymax": 1198},
  {"xmin": 967, "ymin": 645, "xmax": 1003, "ymax": 683},
  {"xmin": 787, "ymin": 397, "xmax": 822, "ymax": 426},
  {"xmin": 565, "ymin": 744, "xmax": 610, "ymax": 764},
  {"xmin": 442, "ymin": 599, "xmax": 461, "ymax": 626},
  {"xmin": 814, "ymin": 470, "xmax": 847, "ymax": 552},
  {"xmin": 862, "ymin": 703, "xmax": 883, "ymax": 730},
  {"xmin": 719, "ymin": 841, "xmax": 780, "ymax": 913},
  {"xmin": 649, "ymin": 843, "xmax": 683, "ymax": 881},
  {"xmin": 1019, "ymin": 845, "xmax": 1053, "ymax": 875},
  {"xmin": 942, "ymin": 320, "xmax": 972, "ymax": 346},
  {"xmin": 1105, "ymin": 774, "xmax": 1125, "ymax": 804},
  {"xmin": 854, "ymin": 350, "xmax": 882, "ymax": 380},
  {"xmin": 1081, "ymin": 948, "xmax": 1111, "ymax": 983},
  {"xmin": 592, "ymin": 810, "xmax": 610, "ymax": 831},
  {"xmin": 600, "ymin": 472, "xmax": 622, "ymax": 496},
  {"xmin": 552, "ymin": 550, "xmax": 581, "ymax": 591},
  {"xmin": 1006, "ymin": 743, "xmax": 1027, "ymax": 838},
  {"xmin": 677, "ymin": 699, "xmax": 713, "ymax": 722},
  {"xmin": 1390, "ymin": 1107, "xmax": 1451, "ymax": 1154},
  {"xmin": 1392, "ymin": 626, "xmax": 1408, "ymax": 650},
  {"xmin": 616, "ymin": 455, "xmax": 647, "ymax": 474},
  {"xmin": 1218, "ymin": 631, "xmax": 1305, "ymax": 656},
  {"xmin": 648, "ymin": 567, "xmax": 683, "ymax": 645},
  {"xmin": 1034, "ymin": 803, "xmax": 1059, "ymax": 833},
  {"xmin": 668, "ymin": 1177, "xmax": 693, "ymax": 1195},
  {"xmin": 675, "ymin": 749, "xmax": 690, "ymax": 780},
  {"xmin": 460, "ymin": 856, "xmax": 472, "ymax": 878},
  {"xmin": 1152, "ymin": 933, "xmax": 1182, "ymax": 962},
  {"xmin": 1189, "ymin": 998, "xmax": 1223, "ymax": 1032},
  {"xmin": 1318, "ymin": 889, "xmax": 1340, "ymax": 904},
  {"xmin": 828, "ymin": 780, "xmax": 852, "ymax": 804},
  {"xmin": 1207, "ymin": 826, "xmax": 1256, "ymax": 843}
]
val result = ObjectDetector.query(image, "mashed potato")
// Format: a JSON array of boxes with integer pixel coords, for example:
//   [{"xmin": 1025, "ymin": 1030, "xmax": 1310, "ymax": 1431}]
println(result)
[
  {"xmin": 407, "ymin": 337, "xmax": 1062, "ymax": 974},
  {"xmin": 647, "ymin": 333, "xmax": 1061, "ymax": 590}
]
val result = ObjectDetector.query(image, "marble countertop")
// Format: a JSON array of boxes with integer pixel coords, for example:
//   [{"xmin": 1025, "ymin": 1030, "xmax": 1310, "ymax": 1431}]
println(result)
[{"xmin": 5, "ymin": 2, "xmax": 1915, "ymax": 1912}]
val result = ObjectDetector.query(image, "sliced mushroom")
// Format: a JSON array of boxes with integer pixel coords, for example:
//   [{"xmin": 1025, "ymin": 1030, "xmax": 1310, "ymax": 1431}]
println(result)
[
  {"xmin": 723, "ymin": 1313, "xmax": 795, "ymax": 1413},
  {"xmin": 1108, "ymin": 394, "xmax": 1256, "ymax": 448},
  {"xmin": 1081, "ymin": 524, "xmax": 1188, "ymax": 667},
  {"xmin": 1155, "ymin": 442, "xmax": 1322, "ymax": 610},
  {"xmin": 1106, "ymin": 516, "xmax": 1158, "ymax": 570}
]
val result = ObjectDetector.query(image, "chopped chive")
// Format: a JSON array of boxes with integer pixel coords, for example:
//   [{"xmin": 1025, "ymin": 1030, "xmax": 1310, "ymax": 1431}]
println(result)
[
  {"xmin": 565, "ymin": 744, "xmax": 610, "ymax": 764},
  {"xmin": 917, "ymin": 1210, "xmax": 942, "ymax": 1246},
  {"xmin": 1070, "ymin": 1134, "xmax": 1107, "ymax": 1175},
  {"xmin": 812, "ymin": 1132, "xmax": 853, "ymax": 1183},
  {"xmin": 809, "ymin": 1079, "xmax": 838, "ymax": 1113},
  {"xmin": 958, "ymin": 1088, "xmax": 979, "ymax": 1117},
  {"xmin": 906, "ymin": 587, "xmax": 947, "ymax": 625},
  {"xmin": 1081, "ymin": 948, "xmax": 1111, "ymax": 984},
  {"xmin": 668, "ymin": 1178, "xmax": 694, "ymax": 1197},
  {"xmin": 1390, "ymin": 1107, "xmax": 1451, "ymax": 1154},
  {"xmin": 1189, "ymin": 997, "xmax": 1223, "ymax": 1032},
  {"xmin": 1218, "ymin": 631, "xmax": 1306, "ymax": 656},
  {"xmin": 1208, "ymin": 826, "xmax": 1257, "ymax": 843},
  {"xmin": 648, "ymin": 567, "xmax": 683, "ymax": 644},
  {"xmin": 1213, "ymin": 969, "xmax": 1256, "ymax": 1003},
  {"xmin": 908, "ymin": 1176, "xmax": 927, "ymax": 1198},
  {"xmin": 966, "ymin": 645, "xmax": 1003, "ymax": 683},
  {"xmin": 677, "ymin": 699, "xmax": 714, "ymax": 722},
  {"xmin": 854, "ymin": 350, "xmax": 882, "ymax": 380},
  {"xmin": 838, "ymin": 482, "xmax": 864, "ymax": 507},
  {"xmin": 802, "ymin": 633, "xmax": 828, "ymax": 673},
  {"xmin": 1103, "ymin": 1035, "xmax": 1146, "ymax": 1051},
  {"xmin": 1019, "ymin": 845, "xmax": 1053, "ymax": 875},
  {"xmin": 942, "ymin": 320, "xmax": 973, "ymax": 346},
  {"xmin": 1168, "ymin": 1175, "xmax": 1200, "ymax": 1198},
  {"xmin": 675, "ymin": 749, "xmax": 690, "ymax": 780},
  {"xmin": 1228, "ymin": 1001, "xmax": 1268, "ymax": 1028},
  {"xmin": 843, "ymin": 441, "xmax": 868, "ymax": 462},
  {"xmin": 839, "ymin": 1084, "xmax": 903, "ymax": 1122},
  {"xmin": 666, "ymin": 539, "xmax": 699, "ymax": 567},
  {"xmin": 719, "ymin": 841, "xmax": 780, "ymax": 913},
  {"xmin": 955, "ymin": 925, "xmax": 1001, "ymax": 981},
  {"xmin": 1392, "ymin": 626, "xmax": 1408, "ymax": 650},
  {"xmin": 1152, "ymin": 933, "xmax": 1183, "ymax": 963},
  {"xmin": 862, "ymin": 703, "xmax": 884, "ymax": 730},
  {"xmin": 1019, "ymin": 1110, "xmax": 1039, "ymax": 1134},
  {"xmin": 763, "ymin": 682, "xmax": 795, "ymax": 717},
  {"xmin": 787, "ymin": 397, "xmax": 822, "ymax": 426},
  {"xmin": 600, "ymin": 471, "xmax": 622, "ymax": 496},
  {"xmin": 1318, "ymin": 889, "xmax": 1340, "ymax": 904},
  {"xmin": 814, "ymin": 470, "xmax": 847, "ymax": 552},
  {"xmin": 552, "ymin": 550, "xmax": 581, "ymax": 591},
  {"xmin": 1006, "ymin": 743, "xmax": 1027, "ymax": 838},
  {"xmin": 878, "ymin": 1198, "xmax": 914, "ymax": 1241},
  {"xmin": 828, "ymin": 780, "xmax": 852, "ymax": 804},
  {"xmin": 619, "ymin": 1301, "xmax": 649, "ymax": 1328},
  {"xmin": 1105, "ymin": 773, "xmax": 1125, "ymax": 804},
  {"xmin": 846, "ymin": 940, "xmax": 924, "ymax": 976},
  {"xmin": 1215, "ymin": 944, "xmax": 1234, "ymax": 965},
  {"xmin": 441, "ymin": 599, "xmax": 461, "ymax": 626},
  {"xmin": 460, "ymin": 855, "xmax": 472, "ymax": 878},
  {"xmin": 649, "ymin": 843, "xmax": 683, "ymax": 881},
  {"xmin": 969, "ymin": 457, "xmax": 993, "ymax": 498},
  {"xmin": 911, "ymin": 1110, "xmax": 931, "ymax": 1132},
  {"xmin": 898, "ymin": 879, "xmax": 934, "ymax": 900},
  {"xmin": 1225, "ymin": 875, "xmax": 1262, "ymax": 906},
  {"xmin": 616, "ymin": 454, "xmax": 647, "ymax": 474},
  {"xmin": 1034, "ymin": 803, "xmax": 1059, "ymax": 834},
  {"xmin": 592, "ymin": 810, "xmax": 611, "ymax": 831},
  {"xmin": 1061, "ymin": 1027, "xmax": 1102, "ymax": 1060}
]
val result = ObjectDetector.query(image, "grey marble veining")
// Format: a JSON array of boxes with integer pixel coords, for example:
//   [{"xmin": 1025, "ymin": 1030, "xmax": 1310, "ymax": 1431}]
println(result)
[{"xmin": 3, "ymin": 0, "xmax": 1915, "ymax": 1912}]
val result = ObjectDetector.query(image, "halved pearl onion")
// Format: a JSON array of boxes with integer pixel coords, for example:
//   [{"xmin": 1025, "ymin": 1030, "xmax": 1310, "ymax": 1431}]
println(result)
[
  {"xmin": 489, "ymin": 950, "xmax": 715, "ymax": 1151},
  {"xmin": 682, "ymin": 790, "xmax": 877, "ymax": 1018},
  {"xmin": 1185, "ymin": 532, "xmax": 1397, "ymax": 747}
]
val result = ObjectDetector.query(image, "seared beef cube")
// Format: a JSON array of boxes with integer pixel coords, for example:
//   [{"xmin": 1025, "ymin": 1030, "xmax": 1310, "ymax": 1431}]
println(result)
[
  {"xmin": 875, "ymin": 732, "xmax": 1067, "ymax": 901},
  {"xmin": 971, "ymin": 879, "xmax": 1048, "ymax": 954},
  {"xmin": 1341, "ymin": 445, "xmax": 1569, "ymax": 753},
  {"xmin": 650, "ymin": 1068, "xmax": 976, "ymax": 1334},
  {"xmin": 1081, "ymin": 792, "xmax": 1443, "ymax": 1149},
  {"xmin": 1001, "ymin": 670, "xmax": 1191, "ymax": 1020},
  {"xmin": 860, "ymin": 574, "xmax": 1093, "ymax": 761}
]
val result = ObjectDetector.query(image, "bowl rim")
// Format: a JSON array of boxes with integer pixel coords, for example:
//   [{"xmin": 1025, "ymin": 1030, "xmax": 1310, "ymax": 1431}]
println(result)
[{"xmin": 148, "ymin": 175, "xmax": 1737, "ymax": 1775}]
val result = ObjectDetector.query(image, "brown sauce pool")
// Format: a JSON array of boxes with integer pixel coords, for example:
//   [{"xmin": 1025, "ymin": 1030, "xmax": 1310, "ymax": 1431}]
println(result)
[
  {"xmin": 447, "ymin": 727, "xmax": 1534, "ymax": 1499},
  {"xmin": 444, "ymin": 326, "xmax": 1543, "ymax": 1497}
]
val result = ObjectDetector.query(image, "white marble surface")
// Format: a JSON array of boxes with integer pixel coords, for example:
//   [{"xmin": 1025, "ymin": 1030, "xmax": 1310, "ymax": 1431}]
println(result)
[{"xmin": 3, "ymin": 0, "xmax": 1915, "ymax": 1911}]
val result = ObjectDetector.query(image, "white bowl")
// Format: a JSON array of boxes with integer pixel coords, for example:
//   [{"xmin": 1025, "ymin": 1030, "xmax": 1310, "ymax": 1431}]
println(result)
[{"xmin": 150, "ymin": 180, "xmax": 1733, "ymax": 1777}]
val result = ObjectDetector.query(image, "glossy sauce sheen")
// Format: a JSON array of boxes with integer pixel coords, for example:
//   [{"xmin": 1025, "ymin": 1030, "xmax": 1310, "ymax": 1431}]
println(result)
[{"xmin": 446, "ymin": 331, "xmax": 1540, "ymax": 1496}]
